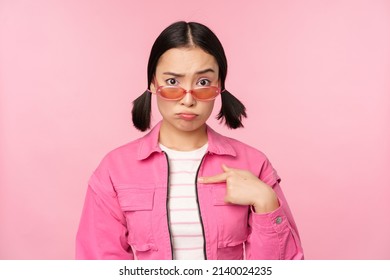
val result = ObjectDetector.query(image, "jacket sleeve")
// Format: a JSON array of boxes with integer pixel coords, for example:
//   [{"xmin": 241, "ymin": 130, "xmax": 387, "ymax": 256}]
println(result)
[
  {"xmin": 245, "ymin": 161, "xmax": 304, "ymax": 260},
  {"xmin": 76, "ymin": 171, "xmax": 134, "ymax": 260}
]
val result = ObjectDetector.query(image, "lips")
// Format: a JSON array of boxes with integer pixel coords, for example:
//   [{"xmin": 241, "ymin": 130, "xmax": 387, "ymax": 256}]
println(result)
[{"xmin": 177, "ymin": 113, "xmax": 198, "ymax": 121}]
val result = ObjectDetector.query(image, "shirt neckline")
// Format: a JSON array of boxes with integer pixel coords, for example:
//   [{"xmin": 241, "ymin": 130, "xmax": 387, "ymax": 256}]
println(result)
[{"xmin": 159, "ymin": 142, "xmax": 208, "ymax": 155}]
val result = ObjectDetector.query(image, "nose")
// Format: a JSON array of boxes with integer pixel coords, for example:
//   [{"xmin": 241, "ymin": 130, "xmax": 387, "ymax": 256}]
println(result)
[{"xmin": 180, "ymin": 89, "xmax": 196, "ymax": 107}]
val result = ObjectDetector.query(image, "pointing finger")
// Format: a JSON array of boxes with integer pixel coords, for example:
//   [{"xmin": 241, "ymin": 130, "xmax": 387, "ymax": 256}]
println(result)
[{"xmin": 198, "ymin": 172, "xmax": 228, "ymax": 184}]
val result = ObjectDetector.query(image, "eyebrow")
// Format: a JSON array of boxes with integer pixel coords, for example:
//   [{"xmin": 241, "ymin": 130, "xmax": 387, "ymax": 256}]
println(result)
[{"xmin": 162, "ymin": 68, "xmax": 216, "ymax": 77}]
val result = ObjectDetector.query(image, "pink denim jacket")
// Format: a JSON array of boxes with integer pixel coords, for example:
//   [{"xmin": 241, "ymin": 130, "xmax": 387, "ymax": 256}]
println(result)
[{"xmin": 76, "ymin": 122, "xmax": 304, "ymax": 260}]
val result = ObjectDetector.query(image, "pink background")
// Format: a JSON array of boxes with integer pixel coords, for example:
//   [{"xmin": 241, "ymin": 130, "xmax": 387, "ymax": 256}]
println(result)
[{"xmin": 1, "ymin": 0, "xmax": 389, "ymax": 259}]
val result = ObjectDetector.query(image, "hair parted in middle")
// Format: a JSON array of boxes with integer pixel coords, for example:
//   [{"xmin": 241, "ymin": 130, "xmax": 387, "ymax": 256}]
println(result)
[{"xmin": 132, "ymin": 21, "xmax": 247, "ymax": 131}]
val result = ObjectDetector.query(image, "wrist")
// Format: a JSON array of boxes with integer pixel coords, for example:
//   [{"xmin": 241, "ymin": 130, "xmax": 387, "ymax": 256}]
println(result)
[{"xmin": 253, "ymin": 192, "xmax": 279, "ymax": 214}]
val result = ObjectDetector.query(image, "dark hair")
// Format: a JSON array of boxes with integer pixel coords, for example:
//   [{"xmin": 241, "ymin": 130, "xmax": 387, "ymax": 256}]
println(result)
[{"xmin": 132, "ymin": 21, "xmax": 247, "ymax": 131}]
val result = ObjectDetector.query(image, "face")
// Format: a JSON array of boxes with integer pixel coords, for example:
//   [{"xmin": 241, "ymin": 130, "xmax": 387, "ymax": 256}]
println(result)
[{"xmin": 150, "ymin": 47, "xmax": 219, "ymax": 134}]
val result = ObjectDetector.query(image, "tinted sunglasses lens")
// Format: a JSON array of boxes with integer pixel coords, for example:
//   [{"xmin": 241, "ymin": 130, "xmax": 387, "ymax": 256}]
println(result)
[
  {"xmin": 159, "ymin": 87, "xmax": 184, "ymax": 100},
  {"xmin": 192, "ymin": 87, "xmax": 219, "ymax": 100}
]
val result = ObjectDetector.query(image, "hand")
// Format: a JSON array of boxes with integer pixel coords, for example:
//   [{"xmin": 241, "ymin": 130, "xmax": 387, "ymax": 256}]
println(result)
[{"xmin": 198, "ymin": 164, "xmax": 279, "ymax": 213}]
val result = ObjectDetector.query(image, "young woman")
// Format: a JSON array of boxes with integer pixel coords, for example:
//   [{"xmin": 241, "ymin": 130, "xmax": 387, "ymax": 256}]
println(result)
[{"xmin": 76, "ymin": 21, "xmax": 304, "ymax": 260}]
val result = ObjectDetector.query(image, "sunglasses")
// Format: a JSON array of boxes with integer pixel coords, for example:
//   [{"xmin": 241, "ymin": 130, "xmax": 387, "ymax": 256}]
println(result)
[{"xmin": 148, "ymin": 85, "xmax": 223, "ymax": 101}]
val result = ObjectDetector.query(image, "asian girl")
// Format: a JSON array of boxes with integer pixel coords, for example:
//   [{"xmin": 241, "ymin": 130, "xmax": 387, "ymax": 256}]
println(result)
[{"xmin": 76, "ymin": 21, "xmax": 304, "ymax": 260}]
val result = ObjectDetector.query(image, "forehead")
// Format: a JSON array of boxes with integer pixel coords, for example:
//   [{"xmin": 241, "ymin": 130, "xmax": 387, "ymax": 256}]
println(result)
[{"xmin": 156, "ymin": 47, "xmax": 218, "ymax": 74}]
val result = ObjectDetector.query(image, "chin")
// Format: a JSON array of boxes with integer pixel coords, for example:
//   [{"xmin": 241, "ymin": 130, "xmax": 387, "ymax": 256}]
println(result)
[{"xmin": 174, "ymin": 119, "xmax": 206, "ymax": 133}]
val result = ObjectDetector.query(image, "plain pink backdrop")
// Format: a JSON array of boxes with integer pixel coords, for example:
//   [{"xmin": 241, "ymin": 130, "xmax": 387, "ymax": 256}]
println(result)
[{"xmin": 1, "ymin": 0, "xmax": 389, "ymax": 259}]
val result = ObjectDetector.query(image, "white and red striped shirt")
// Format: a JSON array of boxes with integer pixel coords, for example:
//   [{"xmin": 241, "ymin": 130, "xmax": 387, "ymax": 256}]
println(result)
[{"xmin": 159, "ymin": 143, "xmax": 208, "ymax": 260}]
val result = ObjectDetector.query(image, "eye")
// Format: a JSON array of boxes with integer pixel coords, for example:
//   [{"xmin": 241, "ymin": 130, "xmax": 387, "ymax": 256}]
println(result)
[
  {"xmin": 166, "ymin": 78, "xmax": 178, "ymax": 86},
  {"xmin": 197, "ymin": 78, "xmax": 211, "ymax": 87}
]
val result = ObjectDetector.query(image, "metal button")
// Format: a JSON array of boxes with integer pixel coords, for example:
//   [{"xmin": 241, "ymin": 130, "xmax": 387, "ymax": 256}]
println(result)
[{"xmin": 275, "ymin": 216, "xmax": 282, "ymax": 224}]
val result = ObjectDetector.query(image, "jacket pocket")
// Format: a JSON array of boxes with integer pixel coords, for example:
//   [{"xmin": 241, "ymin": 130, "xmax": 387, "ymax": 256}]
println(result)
[
  {"xmin": 211, "ymin": 186, "xmax": 248, "ymax": 249},
  {"xmin": 116, "ymin": 185, "xmax": 157, "ymax": 252},
  {"xmin": 117, "ymin": 188, "xmax": 154, "ymax": 211}
]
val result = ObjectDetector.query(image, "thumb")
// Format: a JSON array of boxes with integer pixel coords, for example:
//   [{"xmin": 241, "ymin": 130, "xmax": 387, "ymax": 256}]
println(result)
[{"xmin": 222, "ymin": 164, "xmax": 232, "ymax": 172}]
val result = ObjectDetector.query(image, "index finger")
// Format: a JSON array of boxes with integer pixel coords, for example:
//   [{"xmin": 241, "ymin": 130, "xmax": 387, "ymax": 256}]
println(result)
[{"xmin": 198, "ymin": 172, "xmax": 228, "ymax": 184}]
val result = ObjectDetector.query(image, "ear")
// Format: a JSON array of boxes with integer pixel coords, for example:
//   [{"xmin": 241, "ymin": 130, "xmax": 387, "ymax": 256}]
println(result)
[{"xmin": 149, "ymin": 80, "xmax": 156, "ymax": 93}]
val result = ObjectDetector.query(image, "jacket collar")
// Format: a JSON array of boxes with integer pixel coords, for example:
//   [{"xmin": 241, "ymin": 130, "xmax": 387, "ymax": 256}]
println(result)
[{"xmin": 137, "ymin": 121, "xmax": 237, "ymax": 160}]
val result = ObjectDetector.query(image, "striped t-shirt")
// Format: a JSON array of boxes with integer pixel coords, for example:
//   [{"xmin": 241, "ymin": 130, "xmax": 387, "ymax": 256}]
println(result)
[{"xmin": 159, "ymin": 143, "xmax": 208, "ymax": 260}]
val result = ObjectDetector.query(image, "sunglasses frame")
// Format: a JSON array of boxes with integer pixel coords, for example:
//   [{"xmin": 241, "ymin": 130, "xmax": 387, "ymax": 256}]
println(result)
[{"xmin": 148, "ymin": 85, "xmax": 223, "ymax": 101}]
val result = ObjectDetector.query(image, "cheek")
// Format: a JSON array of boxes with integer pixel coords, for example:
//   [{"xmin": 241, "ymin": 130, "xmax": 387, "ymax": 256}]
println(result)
[
  {"xmin": 157, "ymin": 98, "xmax": 176, "ymax": 118},
  {"xmin": 203, "ymin": 101, "xmax": 215, "ymax": 116}
]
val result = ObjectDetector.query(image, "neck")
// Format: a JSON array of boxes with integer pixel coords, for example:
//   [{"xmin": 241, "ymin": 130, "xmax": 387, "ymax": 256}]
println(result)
[{"xmin": 159, "ymin": 122, "xmax": 208, "ymax": 151}]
